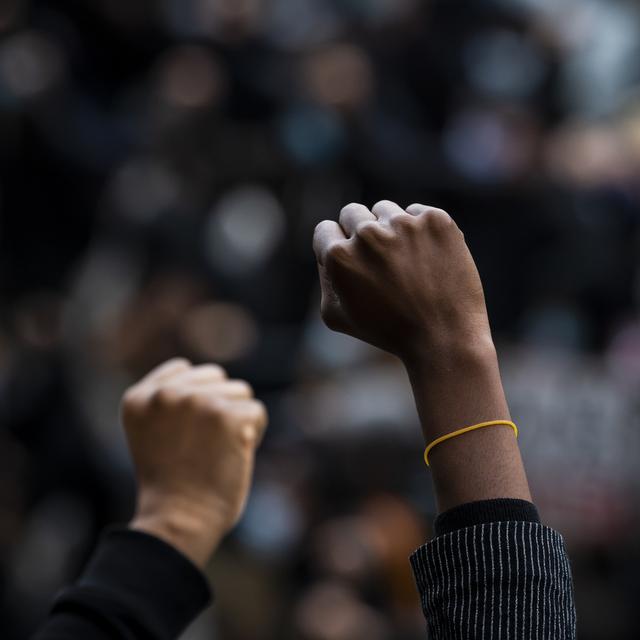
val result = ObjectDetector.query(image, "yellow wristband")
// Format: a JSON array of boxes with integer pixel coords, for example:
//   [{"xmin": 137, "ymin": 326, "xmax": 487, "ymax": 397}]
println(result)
[{"xmin": 423, "ymin": 420, "xmax": 518, "ymax": 467}]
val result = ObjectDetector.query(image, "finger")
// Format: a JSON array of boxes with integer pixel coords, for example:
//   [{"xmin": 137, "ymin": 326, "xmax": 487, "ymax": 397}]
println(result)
[
  {"xmin": 317, "ymin": 262, "xmax": 351, "ymax": 333},
  {"xmin": 227, "ymin": 399, "xmax": 268, "ymax": 428},
  {"xmin": 228, "ymin": 400, "xmax": 269, "ymax": 444},
  {"xmin": 189, "ymin": 380, "xmax": 254, "ymax": 399},
  {"xmin": 338, "ymin": 203, "xmax": 376, "ymax": 237},
  {"xmin": 166, "ymin": 364, "xmax": 227, "ymax": 388},
  {"xmin": 141, "ymin": 358, "xmax": 191, "ymax": 385},
  {"xmin": 372, "ymin": 200, "xmax": 406, "ymax": 224},
  {"xmin": 213, "ymin": 380, "xmax": 253, "ymax": 399},
  {"xmin": 406, "ymin": 203, "xmax": 428, "ymax": 216},
  {"xmin": 406, "ymin": 203, "xmax": 452, "ymax": 222},
  {"xmin": 313, "ymin": 220, "xmax": 347, "ymax": 266}
]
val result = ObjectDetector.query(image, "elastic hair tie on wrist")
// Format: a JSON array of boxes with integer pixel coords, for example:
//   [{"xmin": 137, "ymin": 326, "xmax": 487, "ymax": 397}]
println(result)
[{"xmin": 423, "ymin": 420, "xmax": 518, "ymax": 467}]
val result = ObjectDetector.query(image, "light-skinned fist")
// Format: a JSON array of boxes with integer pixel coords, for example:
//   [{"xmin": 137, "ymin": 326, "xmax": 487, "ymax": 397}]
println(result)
[{"xmin": 123, "ymin": 359, "xmax": 268, "ymax": 568}]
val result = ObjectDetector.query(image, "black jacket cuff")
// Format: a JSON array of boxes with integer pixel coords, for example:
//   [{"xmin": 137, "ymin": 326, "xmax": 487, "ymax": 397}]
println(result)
[
  {"xmin": 52, "ymin": 528, "xmax": 212, "ymax": 640},
  {"xmin": 434, "ymin": 498, "xmax": 540, "ymax": 537}
]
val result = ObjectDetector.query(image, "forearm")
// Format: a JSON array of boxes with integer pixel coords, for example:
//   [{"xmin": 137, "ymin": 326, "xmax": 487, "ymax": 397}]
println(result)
[
  {"xmin": 406, "ymin": 338, "xmax": 576, "ymax": 639},
  {"xmin": 312, "ymin": 202, "xmax": 575, "ymax": 637},
  {"xmin": 403, "ymin": 336, "xmax": 531, "ymax": 513}
]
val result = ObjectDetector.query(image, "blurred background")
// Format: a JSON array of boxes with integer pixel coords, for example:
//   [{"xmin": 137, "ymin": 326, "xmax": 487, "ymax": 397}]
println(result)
[{"xmin": 1, "ymin": 0, "xmax": 640, "ymax": 638}]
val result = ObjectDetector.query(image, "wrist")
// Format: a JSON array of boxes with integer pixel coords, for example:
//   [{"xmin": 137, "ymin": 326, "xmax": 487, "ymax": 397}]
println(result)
[
  {"xmin": 130, "ymin": 495, "xmax": 227, "ymax": 569},
  {"xmin": 402, "ymin": 332, "xmax": 508, "ymax": 446},
  {"xmin": 402, "ymin": 331, "xmax": 499, "ymax": 381},
  {"xmin": 400, "ymin": 333, "xmax": 532, "ymax": 512}
]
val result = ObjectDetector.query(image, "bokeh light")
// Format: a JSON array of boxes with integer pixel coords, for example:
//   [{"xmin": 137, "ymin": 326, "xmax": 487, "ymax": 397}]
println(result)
[
  {"xmin": 2, "ymin": 1, "xmax": 640, "ymax": 638},
  {"xmin": 180, "ymin": 302, "xmax": 259, "ymax": 362},
  {"xmin": 0, "ymin": 31, "xmax": 65, "ymax": 101},
  {"xmin": 205, "ymin": 185, "xmax": 286, "ymax": 275},
  {"xmin": 156, "ymin": 45, "xmax": 226, "ymax": 111}
]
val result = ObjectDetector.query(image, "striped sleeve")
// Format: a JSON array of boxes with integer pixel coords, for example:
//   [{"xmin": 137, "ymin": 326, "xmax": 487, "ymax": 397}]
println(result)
[{"xmin": 410, "ymin": 521, "xmax": 576, "ymax": 639}]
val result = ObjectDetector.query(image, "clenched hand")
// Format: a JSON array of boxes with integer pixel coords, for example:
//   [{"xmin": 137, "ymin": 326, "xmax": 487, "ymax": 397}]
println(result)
[
  {"xmin": 314, "ymin": 201, "xmax": 531, "ymax": 510},
  {"xmin": 123, "ymin": 359, "xmax": 268, "ymax": 567},
  {"xmin": 313, "ymin": 201, "xmax": 493, "ymax": 364}
]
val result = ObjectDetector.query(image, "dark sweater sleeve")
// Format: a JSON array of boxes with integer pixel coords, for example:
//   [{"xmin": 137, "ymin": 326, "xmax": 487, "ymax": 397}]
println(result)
[
  {"xmin": 32, "ymin": 529, "xmax": 212, "ymax": 640},
  {"xmin": 410, "ymin": 500, "xmax": 577, "ymax": 639}
]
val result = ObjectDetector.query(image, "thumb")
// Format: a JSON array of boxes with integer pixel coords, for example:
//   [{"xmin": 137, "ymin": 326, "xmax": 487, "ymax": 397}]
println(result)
[{"xmin": 318, "ymin": 262, "xmax": 351, "ymax": 334}]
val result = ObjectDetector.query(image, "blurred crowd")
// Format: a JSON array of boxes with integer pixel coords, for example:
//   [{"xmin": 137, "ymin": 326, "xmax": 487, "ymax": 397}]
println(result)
[{"xmin": 1, "ymin": 0, "xmax": 640, "ymax": 638}]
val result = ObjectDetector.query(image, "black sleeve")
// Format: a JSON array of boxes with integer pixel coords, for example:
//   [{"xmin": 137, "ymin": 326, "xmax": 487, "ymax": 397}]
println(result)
[
  {"xmin": 410, "ymin": 500, "xmax": 577, "ymax": 639},
  {"xmin": 433, "ymin": 498, "xmax": 541, "ymax": 536},
  {"xmin": 32, "ymin": 529, "xmax": 212, "ymax": 640}
]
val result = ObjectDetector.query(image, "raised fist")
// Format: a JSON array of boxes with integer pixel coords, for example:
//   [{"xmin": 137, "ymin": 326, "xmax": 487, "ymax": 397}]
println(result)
[
  {"xmin": 313, "ymin": 201, "xmax": 493, "ymax": 363},
  {"xmin": 122, "ymin": 359, "xmax": 268, "ymax": 567}
]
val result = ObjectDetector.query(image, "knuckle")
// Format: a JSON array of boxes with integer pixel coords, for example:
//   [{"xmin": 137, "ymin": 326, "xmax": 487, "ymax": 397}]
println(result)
[
  {"xmin": 150, "ymin": 387, "xmax": 179, "ymax": 408},
  {"xmin": 355, "ymin": 220, "xmax": 382, "ymax": 242},
  {"xmin": 372, "ymin": 199, "xmax": 394, "ymax": 212},
  {"xmin": 201, "ymin": 363, "xmax": 227, "ymax": 379},
  {"xmin": 254, "ymin": 400, "xmax": 268, "ymax": 429},
  {"xmin": 340, "ymin": 202, "xmax": 360, "ymax": 214},
  {"xmin": 314, "ymin": 220, "xmax": 334, "ymax": 238},
  {"xmin": 121, "ymin": 388, "xmax": 145, "ymax": 417},
  {"xmin": 167, "ymin": 357, "xmax": 190, "ymax": 368},
  {"xmin": 324, "ymin": 241, "xmax": 350, "ymax": 269},
  {"xmin": 122, "ymin": 387, "xmax": 140, "ymax": 408},
  {"xmin": 182, "ymin": 392, "xmax": 204, "ymax": 412},
  {"xmin": 356, "ymin": 220, "xmax": 392, "ymax": 246},
  {"xmin": 241, "ymin": 424, "xmax": 260, "ymax": 447},
  {"xmin": 241, "ymin": 400, "xmax": 268, "ymax": 432},
  {"xmin": 339, "ymin": 203, "xmax": 368, "ymax": 227},
  {"xmin": 389, "ymin": 213, "xmax": 418, "ymax": 231},
  {"xmin": 231, "ymin": 380, "xmax": 254, "ymax": 397},
  {"xmin": 339, "ymin": 203, "xmax": 358, "ymax": 221},
  {"xmin": 204, "ymin": 398, "xmax": 227, "ymax": 420},
  {"xmin": 424, "ymin": 208, "xmax": 454, "ymax": 232}
]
